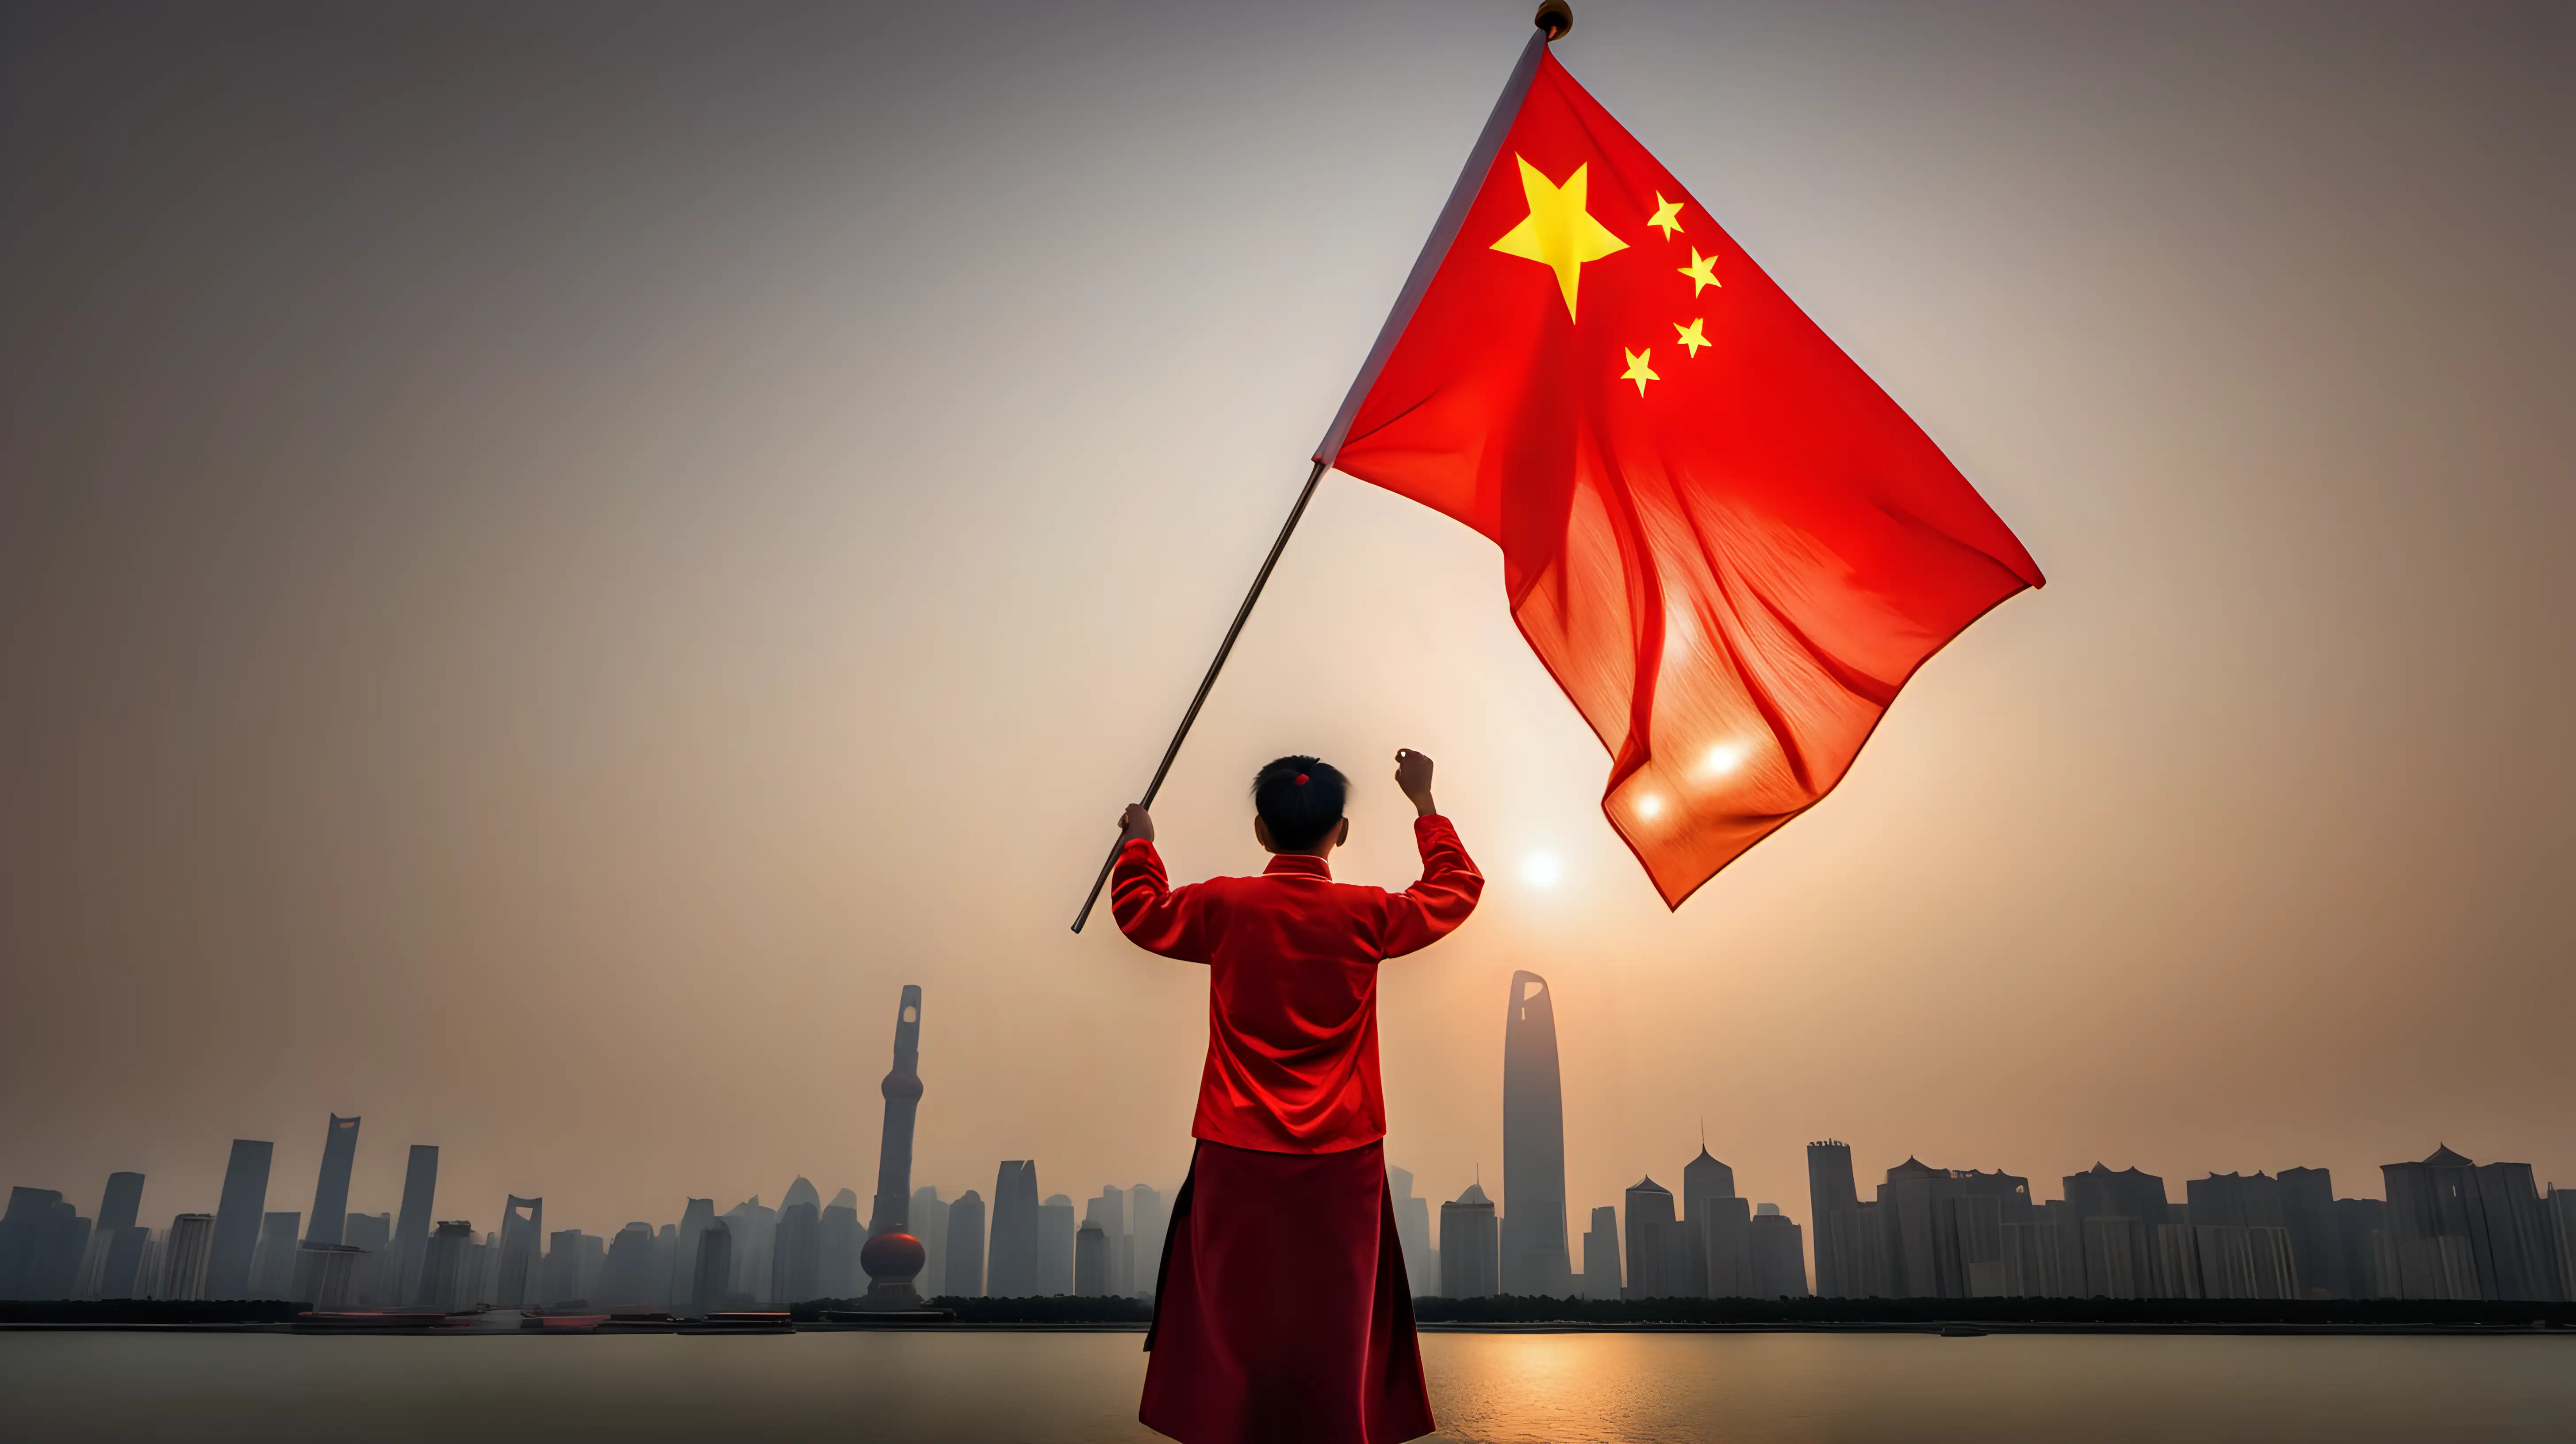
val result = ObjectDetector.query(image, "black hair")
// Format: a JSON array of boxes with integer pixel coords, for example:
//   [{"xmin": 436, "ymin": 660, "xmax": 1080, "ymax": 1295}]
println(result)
[{"xmin": 1252, "ymin": 755, "xmax": 1348, "ymax": 852}]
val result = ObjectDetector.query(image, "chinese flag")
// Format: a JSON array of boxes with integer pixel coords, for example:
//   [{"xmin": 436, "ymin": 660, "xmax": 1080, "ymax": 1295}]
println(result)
[{"xmin": 1319, "ymin": 35, "xmax": 2044, "ymax": 908}]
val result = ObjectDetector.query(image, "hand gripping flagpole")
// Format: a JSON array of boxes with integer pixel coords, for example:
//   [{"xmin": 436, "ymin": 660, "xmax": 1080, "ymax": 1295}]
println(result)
[
  {"xmin": 1070, "ymin": 458, "xmax": 1330, "ymax": 933},
  {"xmin": 1070, "ymin": 4, "xmax": 1566, "ymax": 934}
]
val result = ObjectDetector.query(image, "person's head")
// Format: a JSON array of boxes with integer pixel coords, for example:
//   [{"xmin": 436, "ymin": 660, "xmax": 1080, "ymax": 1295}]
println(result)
[{"xmin": 1252, "ymin": 755, "xmax": 1349, "ymax": 856}]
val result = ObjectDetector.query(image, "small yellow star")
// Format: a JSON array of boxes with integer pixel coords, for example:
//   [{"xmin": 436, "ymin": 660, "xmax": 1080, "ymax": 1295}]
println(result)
[
  {"xmin": 1674, "ymin": 317, "xmax": 1710, "ymax": 357},
  {"xmin": 1679, "ymin": 248, "xmax": 1721, "ymax": 296},
  {"xmin": 1622, "ymin": 347, "xmax": 1659, "ymax": 396},
  {"xmin": 1647, "ymin": 194, "xmax": 1685, "ymax": 238}
]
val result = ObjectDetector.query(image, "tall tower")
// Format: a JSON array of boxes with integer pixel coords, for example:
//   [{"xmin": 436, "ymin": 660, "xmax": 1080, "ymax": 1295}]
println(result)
[
  {"xmin": 856, "ymin": 984, "xmax": 927, "ymax": 1308},
  {"xmin": 1805, "ymin": 1141, "xmax": 1858, "ymax": 1297},
  {"xmin": 303, "ymin": 1115, "xmax": 360, "ymax": 1246},
  {"xmin": 1499, "ymin": 970, "xmax": 1572, "ymax": 1296},
  {"xmin": 206, "ymin": 1139, "xmax": 274, "ymax": 1300},
  {"xmin": 391, "ymin": 1145, "xmax": 439, "ymax": 1306}
]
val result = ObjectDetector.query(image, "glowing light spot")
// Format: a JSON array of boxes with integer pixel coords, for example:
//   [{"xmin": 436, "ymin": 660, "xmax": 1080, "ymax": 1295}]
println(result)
[
  {"xmin": 1702, "ymin": 741, "xmax": 1751, "ymax": 777},
  {"xmin": 1522, "ymin": 852, "xmax": 1564, "ymax": 888},
  {"xmin": 1636, "ymin": 793, "xmax": 1665, "ymax": 819}
]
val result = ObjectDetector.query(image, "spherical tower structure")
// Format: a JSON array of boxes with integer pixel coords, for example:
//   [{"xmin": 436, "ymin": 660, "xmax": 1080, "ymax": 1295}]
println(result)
[{"xmin": 858, "ymin": 984, "xmax": 928, "ymax": 1307}]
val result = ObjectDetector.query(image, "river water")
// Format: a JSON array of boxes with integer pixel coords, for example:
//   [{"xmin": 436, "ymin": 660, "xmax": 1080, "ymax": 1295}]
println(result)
[{"xmin": 4, "ymin": 1330, "xmax": 2570, "ymax": 1441}]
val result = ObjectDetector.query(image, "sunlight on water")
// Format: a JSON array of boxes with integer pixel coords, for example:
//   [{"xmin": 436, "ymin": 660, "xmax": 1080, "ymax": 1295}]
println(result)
[{"xmin": 2, "ymin": 1331, "xmax": 2571, "ymax": 1444}]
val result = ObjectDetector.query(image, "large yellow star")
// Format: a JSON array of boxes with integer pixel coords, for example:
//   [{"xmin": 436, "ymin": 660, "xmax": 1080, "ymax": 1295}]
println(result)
[
  {"xmin": 1674, "ymin": 317, "xmax": 1710, "ymax": 357},
  {"xmin": 1647, "ymin": 193, "xmax": 1685, "ymax": 238},
  {"xmin": 1622, "ymin": 347, "xmax": 1659, "ymax": 396},
  {"xmin": 1679, "ymin": 248, "xmax": 1721, "ymax": 296},
  {"xmin": 1490, "ymin": 155, "xmax": 1629, "ymax": 323}
]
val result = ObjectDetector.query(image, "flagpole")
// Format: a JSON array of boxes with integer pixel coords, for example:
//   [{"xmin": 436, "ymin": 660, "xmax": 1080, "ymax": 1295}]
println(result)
[{"xmin": 1070, "ymin": 458, "xmax": 1331, "ymax": 933}]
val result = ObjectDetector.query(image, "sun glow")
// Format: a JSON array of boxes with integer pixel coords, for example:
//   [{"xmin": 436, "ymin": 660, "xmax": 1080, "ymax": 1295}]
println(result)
[
  {"xmin": 1521, "ymin": 852, "xmax": 1564, "ymax": 888},
  {"xmin": 1635, "ymin": 793, "xmax": 1665, "ymax": 819}
]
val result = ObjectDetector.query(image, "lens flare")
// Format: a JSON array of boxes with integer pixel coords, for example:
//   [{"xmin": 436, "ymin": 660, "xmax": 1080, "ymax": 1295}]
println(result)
[{"xmin": 1522, "ymin": 852, "xmax": 1564, "ymax": 887}]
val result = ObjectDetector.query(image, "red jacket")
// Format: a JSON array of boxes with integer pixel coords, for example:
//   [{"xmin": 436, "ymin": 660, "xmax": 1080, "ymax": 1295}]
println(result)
[{"xmin": 1112, "ymin": 816, "xmax": 1484, "ymax": 1153}]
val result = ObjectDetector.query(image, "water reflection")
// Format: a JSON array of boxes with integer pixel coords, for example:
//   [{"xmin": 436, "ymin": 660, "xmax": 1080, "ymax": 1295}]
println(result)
[{"xmin": 1, "ymin": 1329, "xmax": 2569, "ymax": 1443}]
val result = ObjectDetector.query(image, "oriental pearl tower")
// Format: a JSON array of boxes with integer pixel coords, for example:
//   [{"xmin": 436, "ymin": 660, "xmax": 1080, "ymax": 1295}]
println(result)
[{"xmin": 856, "ymin": 984, "xmax": 928, "ymax": 1308}]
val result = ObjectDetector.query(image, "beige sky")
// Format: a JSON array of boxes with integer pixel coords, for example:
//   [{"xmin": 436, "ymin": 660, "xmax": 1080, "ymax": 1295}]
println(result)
[{"xmin": 4, "ymin": 0, "xmax": 2569, "ymax": 1245}]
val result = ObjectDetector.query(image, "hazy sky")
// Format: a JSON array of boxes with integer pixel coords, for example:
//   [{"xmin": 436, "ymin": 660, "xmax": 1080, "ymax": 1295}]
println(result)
[{"xmin": 4, "ymin": 1, "xmax": 2569, "ymax": 1247}]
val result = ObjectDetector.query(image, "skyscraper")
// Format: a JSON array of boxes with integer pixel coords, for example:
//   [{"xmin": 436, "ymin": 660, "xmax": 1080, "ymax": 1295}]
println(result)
[
  {"xmin": 206, "ymin": 1139, "xmax": 274, "ymax": 1299},
  {"xmin": 1439, "ymin": 1183, "xmax": 1499, "ymax": 1299},
  {"xmin": 494, "ymin": 1196, "xmax": 543, "ymax": 1307},
  {"xmin": 1128, "ymin": 1184, "xmax": 1167, "ymax": 1299},
  {"xmin": 1682, "ymin": 1146, "xmax": 1743, "ymax": 1298},
  {"xmin": 1084, "ymin": 1188, "xmax": 1127, "ymax": 1295},
  {"xmin": 97, "ymin": 1173, "xmax": 144, "ymax": 1235},
  {"xmin": 945, "ymin": 1190, "xmax": 986, "ymax": 1298},
  {"xmin": 1806, "ymin": 1141, "xmax": 1859, "ymax": 1297},
  {"xmin": 858, "ymin": 984, "xmax": 929, "ymax": 1307},
  {"xmin": 671, "ymin": 1199, "xmax": 715, "ymax": 1313},
  {"xmin": 772, "ymin": 1194, "xmax": 822, "ymax": 1305},
  {"xmin": 390, "ymin": 1145, "xmax": 439, "ymax": 1306},
  {"xmin": 598, "ymin": 1224, "xmax": 659, "ymax": 1308},
  {"xmin": 910, "ymin": 1186, "xmax": 951, "ymax": 1297},
  {"xmin": 1499, "ymin": 971, "xmax": 1572, "ymax": 1297},
  {"xmin": 303, "ymin": 1114, "xmax": 360, "ymax": 1247},
  {"xmin": 248, "ymin": 1211, "xmax": 301, "ymax": 1299},
  {"xmin": 987, "ymin": 1161, "xmax": 1040, "ymax": 1297},
  {"xmin": 1038, "ymin": 1194, "xmax": 1077, "ymax": 1295},
  {"xmin": 1386, "ymin": 1167, "xmax": 1437, "ymax": 1298},
  {"xmin": 690, "ymin": 1221, "xmax": 733, "ymax": 1314},
  {"xmin": 161, "ymin": 1214, "xmax": 216, "ymax": 1301},
  {"xmin": 2274, "ymin": 1166, "xmax": 2347, "ymax": 1299},
  {"xmin": 1074, "ymin": 1223, "xmax": 1110, "ymax": 1296},
  {"xmin": 419, "ymin": 1221, "xmax": 473, "ymax": 1312},
  {"xmin": 1580, "ymin": 1205, "xmax": 1620, "ymax": 1299},
  {"xmin": 1622, "ymin": 1177, "xmax": 1682, "ymax": 1299},
  {"xmin": 1749, "ymin": 1204, "xmax": 1810, "ymax": 1297},
  {"xmin": 820, "ymin": 1190, "xmax": 863, "ymax": 1298},
  {"xmin": 2381, "ymin": 1145, "xmax": 2560, "ymax": 1300},
  {"xmin": 0, "ymin": 1188, "xmax": 86, "ymax": 1300}
]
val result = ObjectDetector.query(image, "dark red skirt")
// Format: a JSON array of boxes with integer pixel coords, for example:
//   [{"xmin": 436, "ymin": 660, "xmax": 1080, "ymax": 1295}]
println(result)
[{"xmin": 1141, "ymin": 1139, "xmax": 1433, "ymax": 1444}]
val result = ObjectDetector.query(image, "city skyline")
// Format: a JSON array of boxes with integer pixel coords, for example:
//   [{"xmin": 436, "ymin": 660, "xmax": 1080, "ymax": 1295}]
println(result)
[{"xmin": 10, "ymin": 969, "xmax": 2574, "ymax": 1309}]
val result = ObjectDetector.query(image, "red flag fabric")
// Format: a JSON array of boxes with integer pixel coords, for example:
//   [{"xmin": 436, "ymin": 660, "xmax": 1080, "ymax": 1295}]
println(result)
[{"xmin": 1319, "ymin": 34, "xmax": 2044, "ymax": 908}]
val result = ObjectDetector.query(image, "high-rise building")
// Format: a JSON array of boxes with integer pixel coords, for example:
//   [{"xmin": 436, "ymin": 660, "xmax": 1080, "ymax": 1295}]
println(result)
[
  {"xmin": 987, "ymin": 1161, "xmax": 1040, "ymax": 1297},
  {"xmin": 539, "ymin": 1230, "xmax": 587, "ymax": 1305},
  {"xmin": 248, "ymin": 1211, "xmax": 301, "ymax": 1298},
  {"xmin": 1805, "ymin": 1141, "xmax": 1861, "ymax": 1297},
  {"xmin": 1621, "ymin": 1177, "xmax": 1683, "ymax": 1299},
  {"xmin": 161, "ymin": 1214, "xmax": 217, "ymax": 1301},
  {"xmin": 419, "ymin": 1221, "xmax": 473, "ymax": 1312},
  {"xmin": 391, "ymin": 1145, "xmax": 439, "ymax": 1306},
  {"xmin": 946, "ymin": 1191, "xmax": 986, "ymax": 1298},
  {"xmin": 303, "ymin": 1114, "xmax": 360, "ymax": 1247},
  {"xmin": 2547, "ymin": 1187, "xmax": 2576, "ymax": 1301},
  {"xmin": 671, "ymin": 1199, "xmax": 715, "ymax": 1313},
  {"xmin": 2062, "ymin": 1164, "xmax": 2168, "ymax": 1298},
  {"xmin": 0, "ymin": 1188, "xmax": 87, "ymax": 1300},
  {"xmin": 97, "ymin": 1173, "xmax": 145, "ymax": 1236},
  {"xmin": 1682, "ymin": 1147, "xmax": 1743, "ymax": 1298},
  {"xmin": 859, "ymin": 985, "xmax": 930, "ymax": 1307},
  {"xmin": 820, "ymin": 1190, "xmax": 863, "ymax": 1298},
  {"xmin": 599, "ymin": 1224, "xmax": 659, "ymax": 1308},
  {"xmin": 1499, "ymin": 971, "xmax": 1572, "ymax": 1298},
  {"xmin": 1074, "ymin": 1223, "xmax": 1111, "ymax": 1296},
  {"xmin": 1439, "ymin": 1183, "xmax": 1499, "ymax": 1299},
  {"xmin": 1128, "ymin": 1184, "xmax": 1168, "ymax": 1299},
  {"xmin": 910, "ymin": 1186, "xmax": 951, "ymax": 1298},
  {"xmin": 494, "ymin": 1196, "xmax": 544, "ymax": 1307},
  {"xmin": 772, "ymin": 1198, "xmax": 822, "ymax": 1305},
  {"xmin": 1084, "ymin": 1188, "xmax": 1128, "ymax": 1296},
  {"xmin": 2334, "ymin": 1197, "xmax": 2392, "ymax": 1298},
  {"xmin": 1038, "ymin": 1194, "xmax": 1077, "ymax": 1295},
  {"xmin": 1580, "ymin": 1205, "xmax": 1620, "ymax": 1298},
  {"xmin": 2381, "ymin": 1145, "xmax": 2560, "ymax": 1300},
  {"xmin": 690, "ymin": 1221, "xmax": 734, "ymax": 1313},
  {"xmin": 719, "ymin": 1197, "xmax": 777, "ymax": 1304},
  {"xmin": 206, "ymin": 1140, "xmax": 274, "ymax": 1300},
  {"xmin": 1385, "ymin": 1167, "xmax": 1437, "ymax": 1299},
  {"xmin": 2274, "ymin": 1167, "xmax": 2346, "ymax": 1298},
  {"xmin": 1749, "ymin": 1205, "xmax": 1809, "ymax": 1297}
]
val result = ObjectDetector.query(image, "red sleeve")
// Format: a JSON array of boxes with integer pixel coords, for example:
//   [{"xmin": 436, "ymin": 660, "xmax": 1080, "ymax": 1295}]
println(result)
[
  {"xmin": 1380, "ymin": 814, "xmax": 1483, "ymax": 958},
  {"xmin": 1110, "ymin": 837, "xmax": 1215, "ymax": 964}
]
